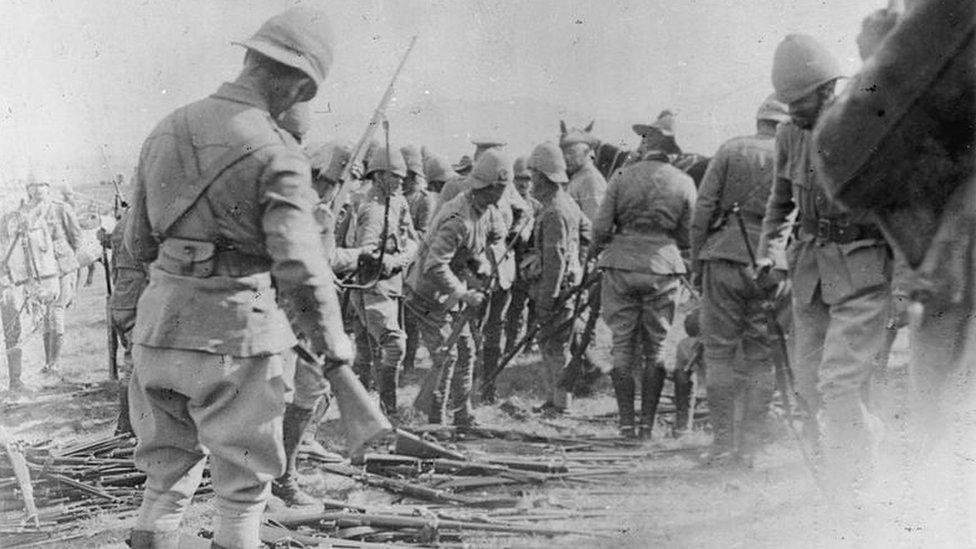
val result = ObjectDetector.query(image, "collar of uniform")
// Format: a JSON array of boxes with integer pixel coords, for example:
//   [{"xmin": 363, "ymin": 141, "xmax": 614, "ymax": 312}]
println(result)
[{"xmin": 212, "ymin": 81, "xmax": 270, "ymax": 112}]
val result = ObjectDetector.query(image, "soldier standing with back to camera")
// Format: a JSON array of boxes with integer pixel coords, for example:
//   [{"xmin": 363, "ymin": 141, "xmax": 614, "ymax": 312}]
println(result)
[
  {"xmin": 593, "ymin": 132, "xmax": 697, "ymax": 439},
  {"xmin": 758, "ymin": 34, "xmax": 892, "ymax": 503},
  {"xmin": 123, "ymin": 8, "xmax": 352, "ymax": 547},
  {"xmin": 690, "ymin": 94, "xmax": 791, "ymax": 465}
]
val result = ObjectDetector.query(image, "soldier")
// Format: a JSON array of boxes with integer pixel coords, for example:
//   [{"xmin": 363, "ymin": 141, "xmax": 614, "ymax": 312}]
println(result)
[
  {"xmin": 423, "ymin": 154, "xmax": 458, "ymax": 196},
  {"xmin": 18, "ymin": 175, "xmax": 82, "ymax": 376},
  {"xmin": 593, "ymin": 129, "xmax": 697, "ymax": 439},
  {"xmin": 757, "ymin": 34, "xmax": 893, "ymax": 500},
  {"xmin": 813, "ymin": 0, "xmax": 974, "ymax": 531},
  {"xmin": 404, "ymin": 149, "xmax": 512, "ymax": 426},
  {"xmin": 347, "ymin": 147, "xmax": 418, "ymax": 419},
  {"xmin": 504, "ymin": 156, "xmax": 541, "ymax": 354},
  {"xmin": 401, "ymin": 145, "xmax": 436, "ymax": 237},
  {"xmin": 433, "ymin": 143, "xmax": 529, "ymax": 402},
  {"xmin": 560, "ymin": 128, "xmax": 608, "ymax": 395},
  {"xmin": 106, "ymin": 209, "xmax": 148, "ymax": 436},
  {"xmin": 689, "ymin": 95, "xmax": 791, "ymax": 464},
  {"xmin": 525, "ymin": 143, "xmax": 590, "ymax": 414},
  {"xmin": 631, "ymin": 110, "xmax": 683, "ymax": 159},
  {"xmin": 123, "ymin": 8, "xmax": 353, "ymax": 547}
]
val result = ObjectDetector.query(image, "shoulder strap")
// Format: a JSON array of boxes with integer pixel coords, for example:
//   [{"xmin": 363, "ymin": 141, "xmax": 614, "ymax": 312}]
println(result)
[{"xmin": 153, "ymin": 109, "xmax": 281, "ymax": 239}]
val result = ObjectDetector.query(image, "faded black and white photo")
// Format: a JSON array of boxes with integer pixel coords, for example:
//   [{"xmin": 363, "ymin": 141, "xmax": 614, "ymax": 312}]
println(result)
[{"xmin": 1, "ymin": 1, "xmax": 973, "ymax": 547}]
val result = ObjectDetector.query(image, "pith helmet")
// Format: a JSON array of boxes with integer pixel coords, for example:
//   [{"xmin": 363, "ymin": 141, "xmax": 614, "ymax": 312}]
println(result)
[
  {"xmin": 399, "ymin": 144, "xmax": 424, "ymax": 175},
  {"xmin": 528, "ymin": 142, "xmax": 569, "ymax": 184},
  {"xmin": 772, "ymin": 33, "xmax": 842, "ymax": 104},
  {"xmin": 423, "ymin": 155, "xmax": 458, "ymax": 183},
  {"xmin": 24, "ymin": 169, "xmax": 52, "ymax": 188},
  {"xmin": 236, "ymin": 7, "xmax": 336, "ymax": 97},
  {"xmin": 310, "ymin": 140, "xmax": 353, "ymax": 183},
  {"xmin": 469, "ymin": 149, "xmax": 513, "ymax": 189},
  {"xmin": 756, "ymin": 94, "xmax": 790, "ymax": 123},
  {"xmin": 366, "ymin": 147, "xmax": 408, "ymax": 178},
  {"xmin": 278, "ymin": 102, "xmax": 312, "ymax": 141},
  {"xmin": 513, "ymin": 156, "xmax": 532, "ymax": 179},
  {"xmin": 633, "ymin": 110, "xmax": 676, "ymax": 137}
]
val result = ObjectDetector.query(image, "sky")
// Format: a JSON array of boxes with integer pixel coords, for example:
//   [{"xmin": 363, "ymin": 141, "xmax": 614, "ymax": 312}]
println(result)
[{"xmin": 0, "ymin": 0, "xmax": 882, "ymax": 201}]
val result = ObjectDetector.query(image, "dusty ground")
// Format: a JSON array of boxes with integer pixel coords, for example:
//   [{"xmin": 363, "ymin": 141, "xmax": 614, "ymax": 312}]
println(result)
[{"xmin": 2, "ymin": 249, "xmax": 949, "ymax": 549}]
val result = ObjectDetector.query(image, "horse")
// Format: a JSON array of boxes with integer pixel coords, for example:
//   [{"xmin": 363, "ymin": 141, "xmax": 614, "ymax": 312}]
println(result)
[{"xmin": 558, "ymin": 120, "xmax": 711, "ymax": 187}]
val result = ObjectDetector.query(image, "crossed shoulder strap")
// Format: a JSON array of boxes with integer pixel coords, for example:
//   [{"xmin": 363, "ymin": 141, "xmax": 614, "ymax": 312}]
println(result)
[{"xmin": 152, "ymin": 108, "xmax": 282, "ymax": 239}]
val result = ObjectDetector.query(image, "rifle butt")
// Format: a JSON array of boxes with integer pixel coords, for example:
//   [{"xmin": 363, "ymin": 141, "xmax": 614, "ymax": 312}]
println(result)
[{"xmin": 322, "ymin": 362, "xmax": 392, "ymax": 458}]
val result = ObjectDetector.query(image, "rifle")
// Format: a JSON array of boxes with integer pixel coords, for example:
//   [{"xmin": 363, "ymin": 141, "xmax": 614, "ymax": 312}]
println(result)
[
  {"xmin": 331, "ymin": 35, "xmax": 418, "ymax": 219},
  {"xmin": 413, "ymin": 217, "xmax": 530, "ymax": 412},
  {"xmin": 556, "ymin": 260, "xmax": 602, "ymax": 396},
  {"xmin": 293, "ymin": 344, "xmax": 391, "ymax": 458},
  {"xmin": 480, "ymin": 270, "xmax": 601, "ymax": 394},
  {"xmin": 102, "ymin": 242, "xmax": 118, "ymax": 380},
  {"xmin": 731, "ymin": 203, "xmax": 819, "ymax": 481},
  {"xmin": 340, "ymin": 118, "xmax": 394, "ymax": 291}
]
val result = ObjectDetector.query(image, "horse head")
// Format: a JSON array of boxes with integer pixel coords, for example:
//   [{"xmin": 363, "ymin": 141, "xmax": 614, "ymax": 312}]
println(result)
[{"xmin": 558, "ymin": 119, "xmax": 598, "ymax": 149}]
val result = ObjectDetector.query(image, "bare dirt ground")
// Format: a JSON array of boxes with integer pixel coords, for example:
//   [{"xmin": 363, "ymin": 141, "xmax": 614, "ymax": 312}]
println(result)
[{"xmin": 2, "ymin": 258, "xmax": 936, "ymax": 549}]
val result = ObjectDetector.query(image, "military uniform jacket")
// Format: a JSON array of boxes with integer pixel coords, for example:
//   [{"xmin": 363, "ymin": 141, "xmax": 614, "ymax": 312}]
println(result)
[
  {"xmin": 108, "ymin": 211, "xmax": 148, "ymax": 317},
  {"xmin": 567, "ymin": 162, "xmax": 607, "ymax": 222},
  {"xmin": 405, "ymin": 191, "xmax": 494, "ymax": 312},
  {"xmin": 7, "ymin": 200, "xmax": 82, "ymax": 278},
  {"xmin": 312, "ymin": 201, "xmax": 360, "ymax": 275},
  {"xmin": 435, "ymin": 177, "xmax": 529, "ymax": 291},
  {"xmin": 594, "ymin": 158, "xmax": 696, "ymax": 274},
  {"xmin": 351, "ymin": 185, "xmax": 418, "ymax": 297},
  {"xmin": 126, "ymin": 81, "xmax": 346, "ymax": 357},
  {"xmin": 691, "ymin": 133, "xmax": 784, "ymax": 267},
  {"xmin": 758, "ymin": 122, "xmax": 890, "ymax": 306},
  {"xmin": 405, "ymin": 187, "xmax": 437, "ymax": 237},
  {"xmin": 533, "ymin": 188, "xmax": 590, "ymax": 310}
]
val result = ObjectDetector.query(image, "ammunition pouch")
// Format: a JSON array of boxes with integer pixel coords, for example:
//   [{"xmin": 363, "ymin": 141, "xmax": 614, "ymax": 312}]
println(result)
[{"xmin": 155, "ymin": 238, "xmax": 271, "ymax": 278}]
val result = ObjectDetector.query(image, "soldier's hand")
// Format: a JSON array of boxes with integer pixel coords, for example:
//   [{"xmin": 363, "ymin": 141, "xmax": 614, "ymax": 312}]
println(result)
[
  {"xmin": 321, "ymin": 330, "xmax": 355, "ymax": 365},
  {"xmin": 356, "ymin": 246, "xmax": 374, "ymax": 259},
  {"xmin": 520, "ymin": 253, "xmax": 542, "ymax": 280},
  {"xmin": 752, "ymin": 258, "xmax": 785, "ymax": 294},
  {"xmin": 460, "ymin": 290, "xmax": 485, "ymax": 307}
]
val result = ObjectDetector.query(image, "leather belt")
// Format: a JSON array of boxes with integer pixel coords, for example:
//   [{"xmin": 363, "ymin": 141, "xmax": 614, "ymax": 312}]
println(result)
[{"xmin": 811, "ymin": 218, "xmax": 883, "ymax": 244}]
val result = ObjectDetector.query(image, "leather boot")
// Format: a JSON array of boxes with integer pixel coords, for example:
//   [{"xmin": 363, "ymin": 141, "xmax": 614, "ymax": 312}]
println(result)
[
  {"xmin": 639, "ymin": 365, "xmax": 666, "ymax": 439},
  {"xmin": 378, "ymin": 368, "xmax": 399, "ymax": 422},
  {"xmin": 272, "ymin": 405, "xmax": 317, "ymax": 507},
  {"xmin": 127, "ymin": 529, "xmax": 180, "ymax": 549},
  {"xmin": 6, "ymin": 348, "xmax": 24, "ymax": 391},
  {"xmin": 42, "ymin": 332, "xmax": 51, "ymax": 367},
  {"xmin": 611, "ymin": 369, "xmax": 636, "ymax": 438},
  {"xmin": 672, "ymin": 368, "xmax": 693, "ymax": 437},
  {"xmin": 115, "ymin": 382, "xmax": 133, "ymax": 436},
  {"xmin": 703, "ymin": 382, "xmax": 735, "ymax": 463}
]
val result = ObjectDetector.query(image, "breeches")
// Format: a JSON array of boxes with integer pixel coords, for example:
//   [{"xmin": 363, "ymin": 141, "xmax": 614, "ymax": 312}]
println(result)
[
  {"xmin": 352, "ymin": 290, "xmax": 405, "ymax": 375},
  {"xmin": 129, "ymin": 345, "xmax": 288, "ymax": 504},
  {"xmin": 600, "ymin": 269, "xmax": 679, "ymax": 375}
]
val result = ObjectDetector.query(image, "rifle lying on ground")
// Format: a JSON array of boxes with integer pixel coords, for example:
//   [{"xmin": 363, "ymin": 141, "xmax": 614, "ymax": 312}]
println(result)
[{"xmin": 731, "ymin": 203, "xmax": 820, "ymax": 483}]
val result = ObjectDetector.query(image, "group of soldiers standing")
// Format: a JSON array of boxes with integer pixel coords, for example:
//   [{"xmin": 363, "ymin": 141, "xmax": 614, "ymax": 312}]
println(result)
[{"xmin": 2, "ymin": 1, "xmax": 973, "ymax": 546}]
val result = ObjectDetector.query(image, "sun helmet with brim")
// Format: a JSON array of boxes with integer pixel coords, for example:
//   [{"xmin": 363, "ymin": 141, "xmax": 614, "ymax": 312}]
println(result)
[{"xmin": 234, "ymin": 7, "xmax": 336, "ymax": 98}]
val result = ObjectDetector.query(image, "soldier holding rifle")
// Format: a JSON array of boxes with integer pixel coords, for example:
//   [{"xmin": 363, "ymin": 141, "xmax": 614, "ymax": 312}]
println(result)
[
  {"xmin": 690, "ymin": 94, "xmax": 791, "ymax": 465},
  {"xmin": 404, "ymin": 150, "xmax": 512, "ymax": 427},
  {"xmin": 123, "ymin": 8, "xmax": 353, "ymax": 547}
]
